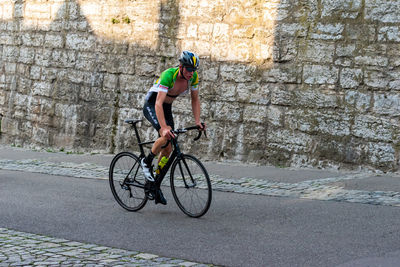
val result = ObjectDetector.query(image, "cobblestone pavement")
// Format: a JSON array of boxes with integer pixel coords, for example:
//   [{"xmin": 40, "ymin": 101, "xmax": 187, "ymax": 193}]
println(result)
[
  {"xmin": 1, "ymin": 158, "xmax": 400, "ymax": 207},
  {"xmin": 0, "ymin": 227, "xmax": 212, "ymax": 267}
]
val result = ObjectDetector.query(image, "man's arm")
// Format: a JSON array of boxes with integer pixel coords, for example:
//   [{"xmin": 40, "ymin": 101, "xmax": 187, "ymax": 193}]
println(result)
[
  {"xmin": 191, "ymin": 89, "xmax": 204, "ymax": 129},
  {"xmin": 155, "ymin": 92, "xmax": 175, "ymax": 139}
]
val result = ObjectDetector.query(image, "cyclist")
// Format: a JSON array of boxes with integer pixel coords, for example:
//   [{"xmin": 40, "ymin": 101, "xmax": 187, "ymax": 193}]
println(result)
[{"xmin": 141, "ymin": 51, "xmax": 206, "ymax": 205}]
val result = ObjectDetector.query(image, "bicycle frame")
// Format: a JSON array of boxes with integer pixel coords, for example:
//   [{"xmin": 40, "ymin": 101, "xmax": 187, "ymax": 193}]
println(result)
[{"xmin": 125, "ymin": 119, "xmax": 197, "ymax": 190}]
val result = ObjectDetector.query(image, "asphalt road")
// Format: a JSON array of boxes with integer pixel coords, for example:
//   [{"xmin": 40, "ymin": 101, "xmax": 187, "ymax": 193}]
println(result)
[{"xmin": 1, "ymin": 169, "xmax": 400, "ymax": 267}]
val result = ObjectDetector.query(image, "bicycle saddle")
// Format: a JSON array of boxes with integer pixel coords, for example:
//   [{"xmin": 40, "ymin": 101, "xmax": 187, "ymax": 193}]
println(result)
[{"xmin": 124, "ymin": 119, "xmax": 142, "ymax": 125}]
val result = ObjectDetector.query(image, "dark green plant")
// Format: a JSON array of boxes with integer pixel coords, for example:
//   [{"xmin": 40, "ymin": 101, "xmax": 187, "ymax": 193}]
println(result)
[{"xmin": 122, "ymin": 16, "xmax": 130, "ymax": 24}]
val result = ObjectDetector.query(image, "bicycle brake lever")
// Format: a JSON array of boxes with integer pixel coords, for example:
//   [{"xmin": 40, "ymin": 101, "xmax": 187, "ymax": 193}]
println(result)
[{"xmin": 194, "ymin": 123, "xmax": 207, "ymax": 141}]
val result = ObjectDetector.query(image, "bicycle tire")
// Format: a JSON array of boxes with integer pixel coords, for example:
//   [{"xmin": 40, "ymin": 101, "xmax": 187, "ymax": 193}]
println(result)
[
  {"xmin": 170, "ymin": 154, "xmax": 212, "ymax": 218},
  {"xmin": 109, "ymin": 152, "xmax": 147, "ymax": 211}
]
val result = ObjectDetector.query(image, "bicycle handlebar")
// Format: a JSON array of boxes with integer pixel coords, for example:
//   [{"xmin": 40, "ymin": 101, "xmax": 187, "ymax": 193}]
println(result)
[
  {"xmin": 172, "ymin": 123, "xmax": 207, "ymax": 141},
  {"xmin": 160, "ymin": 123, "xmax": 206, "ymax": 149}
]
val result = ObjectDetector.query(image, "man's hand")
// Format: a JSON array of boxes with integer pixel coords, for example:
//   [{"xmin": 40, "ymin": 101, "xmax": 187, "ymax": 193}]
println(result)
[
  {"xmin": 160, "ymin": 126, "xmax": 175, "ymax": 139},
  {"xmin": 196, "ymin": 122, "xmax": 206, "ymax": 131}
]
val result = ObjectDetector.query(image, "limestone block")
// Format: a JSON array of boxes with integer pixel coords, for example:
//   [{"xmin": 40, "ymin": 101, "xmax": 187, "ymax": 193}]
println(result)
[
  {"xmin": 103, "ymin": 55, "xmax": 135, "ymax": 74},
  {"xmin": 340, "ymin": 68, "xmax": 363, "ymax": 89},
  {"xmin": 364, "ymin": 70, "xmax": 389, "ymax": 89},
  {"xmin": 344, "ymin": 90, "xmax": 371, "ymax": 112},
  {"xmin": 135, "ymin": 57, "xmax": 157, "ymax": 76},
  {"xmin": 211, "ymin": 101, "xmax": 242, "ymax": 122},
  {"xmin": 30, "ymin": 66, "xmax": 41, "ymax": 80},
  {"xmin": 266, "ymin": 129, "xmax": 312, "ymax": 154},
  {"xmin": 316, "ymin": 111, "xmax": 351, "ymax": 136},
  {"xmin": 270, "ymin": 84, "xmax": 294, "ymax": 106},
  {"xmin": 336, "ymin": 43, "xmax": 356, "ymax": 57},
  {"xmin": 67, "ymin": 69, "xmax": 85, "ymax": 84},
  {"xmin": 33, "ymin": 81, "xmax": 52, "ymax": 97},
  {"xmin": 243, "ymin": 104, "xmax": 268, "ymax": 123},
  {"xmin": 367, "ymin": 142, "xmax": 395, "ymax": 168},
  {"xmin": 311, "ymin": 23, "xmax": 344, "ymax": 40},
  {"xmin": 86, "ymin": 72, "xmax": 103, "ymax": 88},
  {"xmin": 303, "ymin": 65, "xmax": 339, "ymax": 85},
  {"xmin": 321, "ymin": 0, "xmax": 362, "ymax": 19},
  {"xmin": 262, "ymin": 65, "xmax": 300, "ymax": 83},
  {"xmin": 219, "ymin": 64, "xmax": 255, "ymax": 83},
  {"xmin": 215, "ymin": 82, "xmax": 236, "ymax": 101},
  {"xmin": 299, "ymin": 41, "xmax": 335, "ymax": 63},
  {"xmin": 388, "ymin": 71, "xmax": 400, "ymax": 90},
  {"xmin": 21, "ymin": 32, "xmax": 44, "ymax": 47},
  {"xmin": 66, "ymin": 33, "xmax": 96, "ymax": 51},
  {"xmin": 119, "ymin": 75, "xmax": 151, "ymax": 93},
  {"xmin": 13, "ymin": 92, "xmax": 28, "ymax": 107},
  {"xmin": 275, "ymin": 23, "xmax": 308, "ymax": 38},
  {"xmin": 237, "ymin": 82, "xmax": 260, "ymax": 103},
  {"xmin": 373, "ymin": 93, "xmax": 400, "ymax": 116},
  {"xmin": 201, "ymin": 63, "xmax": 219, "ymax": 82},
  {"xmin": 103, "ymin": 74, "xmax": 119, "ymax": 89},
  {"xmin": 294, "ymin": 89, "xmax": 339, "ymax": 109},
  {"xmin": 365, "ymin": 0, "xmax": 400, "ymax": 23},
  {"xmin": 198, "ymin": 23, "xmax": 213, "ymax": 40},
  {"xmin": 41, "ymin": 67, "xmax": 64, "ymax": 82},
  {"xmin": 0, "ymin": 1, "xmax": 14, "ymax": 20},
  {"xmin": 4, "ymin": 62, "xmax": 16, "ymax": 74},
  {"xmin": 17, "ymin": 77, "xmax": 32, "ymax": 94},
  {"xmin": 353, "ymin": 115, "xmax": 395, "ymax": 142},
  {"xmin": 0, "ymin": 32, "xmax": 15, "ymax": 45},
  {"xmin": 212, "ymin": 23, "xmax": 229, "ymax": 42},
  {"xmin": 34, "ymin": 49, "xmax": 52, "ymax": 67},
  {"xmin": 225, "ymin": 39, "xmax": 252, "ymax": 63},
  {"xmin": 44, "ymin": 33, "xmax": 64, "ymax": 48},
  {"xmin": 292, "ymin": 0, "xmax": 319, "ymax": 21},
  {"xmin": 2, "ymin": 45, "xmax": 19, "ymax": 61},
  {"xmin": 378, "ymin": 26, "xmax": 400, "ymax": 42},
  {"xmin": 355, "ymin": 55, "xmax": 388, "ymax": 67},
  {"xmin": 24, "ymin": 2, "xmax": 51, "ymax": 20},
  {"xmin": 32, "ymin": 127, "xmax": 49, "ymax": 145},
  {"xmin": 272, "ymin": 37, "xmax": 298, "ymax": 63},
  {"xmin": 66, "ymin": 20, "xmax": 89, "ymax": 32},
  {"xmin": 267, "ymin": 105, "xmax": 284, "ymax": 127},
  {"xmin": 51, "ymin": 49, "xmax": 76, "ymax": 68}
]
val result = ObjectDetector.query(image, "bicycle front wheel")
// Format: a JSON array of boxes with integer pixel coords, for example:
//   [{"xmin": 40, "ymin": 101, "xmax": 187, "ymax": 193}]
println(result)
[
  {"xmin": 170, "ymin": 154, "xmax": 212, "ymax": 218},
  {"xmin": 109, "ymin": 152, "xmax": 147, "ymax": 211}
]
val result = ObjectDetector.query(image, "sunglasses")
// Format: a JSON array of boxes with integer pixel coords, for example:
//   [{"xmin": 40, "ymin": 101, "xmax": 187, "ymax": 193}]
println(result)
[{"xmin": 184, "ymin": 66, "xmax": 197, "ymax": 72}]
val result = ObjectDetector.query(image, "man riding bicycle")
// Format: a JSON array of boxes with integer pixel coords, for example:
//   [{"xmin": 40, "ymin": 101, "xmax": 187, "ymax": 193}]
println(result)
[{"xmin": 141, "ymin": 51, "xmax": 206, "ymax": 205}]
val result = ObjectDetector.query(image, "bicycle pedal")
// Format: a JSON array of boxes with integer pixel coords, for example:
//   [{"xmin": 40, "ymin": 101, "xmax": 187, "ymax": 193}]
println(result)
[
  {"xmin": 145, "ymin": 190, "xmax": 156, "ymax": 200},
  {"xmin": 121, "ymin": 184, "xmax": 130, "ymax": 190}
]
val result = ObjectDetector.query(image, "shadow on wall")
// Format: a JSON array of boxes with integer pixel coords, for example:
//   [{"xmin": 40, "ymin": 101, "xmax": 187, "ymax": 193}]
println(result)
[
  {"xmin": 0, "ymin": 0, "xmax": 281, "ymax": 157},
  {"xmin": 0, "ymin": 0, "xmax": 182, "ymax": 152}
]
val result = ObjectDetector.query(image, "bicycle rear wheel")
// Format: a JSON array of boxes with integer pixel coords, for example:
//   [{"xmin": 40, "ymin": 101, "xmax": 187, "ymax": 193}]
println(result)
[
  {"xmin": 170, "ymin": 154, "xmax": 212, "ymax": 218},
  {"xmin": 109, "ymin": 152, "xmax": 147, "ymax": 211}
]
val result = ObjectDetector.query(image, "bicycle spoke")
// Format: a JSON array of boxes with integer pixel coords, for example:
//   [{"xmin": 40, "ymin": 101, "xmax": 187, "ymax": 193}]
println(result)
[
  {"xmin": 171, "ymin": 154, "xmax": 212, "ymax": 218},
  {"xmin": 109, "ymin": 152, "xmax": 147, "ymax": 211}
]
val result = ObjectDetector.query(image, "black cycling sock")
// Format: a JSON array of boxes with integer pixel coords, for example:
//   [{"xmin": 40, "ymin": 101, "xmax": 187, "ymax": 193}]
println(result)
[{"xmin": 145, "ymin": 151, "xmax": 155, "ymax": 166}]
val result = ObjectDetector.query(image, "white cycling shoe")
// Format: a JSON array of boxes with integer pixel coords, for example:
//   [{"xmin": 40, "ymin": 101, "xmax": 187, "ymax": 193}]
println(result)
[{"xmin": 140, "ymin": 158, "xmax": 155, "ymax": 182}]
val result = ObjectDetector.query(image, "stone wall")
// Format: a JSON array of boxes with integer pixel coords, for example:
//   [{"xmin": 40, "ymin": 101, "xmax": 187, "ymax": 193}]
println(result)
[{"xmin": 1, "ymin": 0, "xmax": 400, "ymax": 172}]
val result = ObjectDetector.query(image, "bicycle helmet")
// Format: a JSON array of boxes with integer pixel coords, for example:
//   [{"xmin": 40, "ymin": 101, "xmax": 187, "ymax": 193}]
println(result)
[{"xmin": 179, "ymin": 51, "xmax": 199, "ymax": 71}]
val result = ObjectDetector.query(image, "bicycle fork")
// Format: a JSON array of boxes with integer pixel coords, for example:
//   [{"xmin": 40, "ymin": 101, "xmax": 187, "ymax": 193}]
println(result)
[{"xmin": 178, "ymin": 157, "xmax": 197, "ymax": 188}]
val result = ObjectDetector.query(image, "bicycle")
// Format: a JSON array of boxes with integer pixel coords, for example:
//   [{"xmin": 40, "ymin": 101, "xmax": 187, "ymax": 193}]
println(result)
[{"xmin": 109, "ymin": 119, "xmax": 212, "ymax": 218}]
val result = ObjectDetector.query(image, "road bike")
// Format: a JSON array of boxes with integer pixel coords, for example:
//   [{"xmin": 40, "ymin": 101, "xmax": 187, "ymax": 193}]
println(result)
[{"xmin": 109, "ymin": 119, "xmax": 212, "ymax": 218}]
